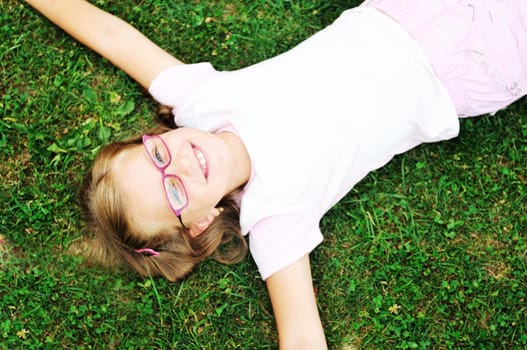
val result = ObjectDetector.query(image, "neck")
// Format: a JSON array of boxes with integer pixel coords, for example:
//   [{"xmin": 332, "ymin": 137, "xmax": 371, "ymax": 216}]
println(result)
[{"xmin": 218, "ymin": 131, "xmax": 251, "ymax": 191}]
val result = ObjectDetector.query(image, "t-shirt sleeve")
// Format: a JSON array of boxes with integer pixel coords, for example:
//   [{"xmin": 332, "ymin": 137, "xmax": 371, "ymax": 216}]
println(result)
[
  {"xmin": 248, "ymin": 215, "xmax": 324, "ymax": 280},
  {"xmin": 148, "ymin": 62, "xmax": 219, "ymax": 109}
]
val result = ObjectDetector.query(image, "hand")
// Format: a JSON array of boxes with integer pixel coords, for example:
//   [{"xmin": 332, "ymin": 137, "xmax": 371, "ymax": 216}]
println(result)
[{"xmin": 24, "ymin": 0, "xmax": 182, "ymax": 89}]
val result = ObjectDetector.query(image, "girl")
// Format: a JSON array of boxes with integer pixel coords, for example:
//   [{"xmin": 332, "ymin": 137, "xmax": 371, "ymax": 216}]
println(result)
[{"xmin": 24, "ymin": 0, "xmax": 527, "ymax": 348}]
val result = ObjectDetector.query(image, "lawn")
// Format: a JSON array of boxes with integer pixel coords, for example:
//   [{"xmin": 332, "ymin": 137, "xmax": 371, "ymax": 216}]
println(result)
[{"xmin": 1, "ymin": 0, "xmax": 526, "ymax": 349}]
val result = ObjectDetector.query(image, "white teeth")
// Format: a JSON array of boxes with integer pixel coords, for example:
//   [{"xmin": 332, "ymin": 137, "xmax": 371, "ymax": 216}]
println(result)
[{"xmin": 194, "ymin": 148, "xmax": 208, "ymax": 178}]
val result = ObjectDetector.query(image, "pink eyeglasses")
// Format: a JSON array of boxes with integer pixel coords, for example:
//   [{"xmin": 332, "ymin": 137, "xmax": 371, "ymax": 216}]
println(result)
[{"xmin": 142, "ymin": 134, "xmax": 189, "ymax": 229}]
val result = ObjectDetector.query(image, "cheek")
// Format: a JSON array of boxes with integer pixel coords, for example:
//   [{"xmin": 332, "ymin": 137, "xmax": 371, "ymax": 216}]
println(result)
[
  {"xmin": 183, "ymin": 194, "xmax": 220, "ymax": 224},
  {"xmin": 182, "ymin": 206, "xmax": 208, "ymax": 224},
  {"xmin": 128, "ymin": 197, "xmax": 181, "ymax": 236}
]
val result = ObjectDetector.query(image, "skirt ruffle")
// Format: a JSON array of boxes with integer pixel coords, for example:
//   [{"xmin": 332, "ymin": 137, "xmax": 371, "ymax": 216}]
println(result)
[{"xmin": 361, "ymin": 0, "xmax": 527, "ymax": 116}]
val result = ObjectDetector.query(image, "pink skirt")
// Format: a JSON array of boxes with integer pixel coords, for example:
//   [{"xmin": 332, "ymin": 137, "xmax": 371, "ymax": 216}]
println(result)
[{"xmin": 361, "ymin": 0, "xmax": 527, "ymax": 117}]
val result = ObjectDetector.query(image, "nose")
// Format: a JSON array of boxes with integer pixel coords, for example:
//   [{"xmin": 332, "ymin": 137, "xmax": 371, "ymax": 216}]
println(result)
[{"xmin": 168, "ymin": 152, "xmax": 193, "ymax": 177}]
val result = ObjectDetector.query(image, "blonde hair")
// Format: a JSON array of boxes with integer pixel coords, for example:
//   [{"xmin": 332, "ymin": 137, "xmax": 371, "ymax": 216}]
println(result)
[{"xmin": 78, "ymin": 127, "xmax": 247, "ymax": 281}]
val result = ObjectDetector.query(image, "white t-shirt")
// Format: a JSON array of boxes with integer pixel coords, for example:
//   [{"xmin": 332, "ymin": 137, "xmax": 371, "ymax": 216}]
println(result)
[{"xmin": 149, "ymin": 8, "xmax": 459, "ymax": 279}]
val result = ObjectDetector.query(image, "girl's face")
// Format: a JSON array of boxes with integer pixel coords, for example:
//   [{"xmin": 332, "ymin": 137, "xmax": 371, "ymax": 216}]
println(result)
[{"xmin": 112, "ymin": 127, "xmax": 250, "ymax": 236}]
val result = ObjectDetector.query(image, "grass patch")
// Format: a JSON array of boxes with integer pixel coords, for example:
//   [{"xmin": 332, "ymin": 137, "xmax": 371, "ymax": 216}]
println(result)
[{"xmin": 2, "ymin": 0, "xmax": 526, "ymax": 348}]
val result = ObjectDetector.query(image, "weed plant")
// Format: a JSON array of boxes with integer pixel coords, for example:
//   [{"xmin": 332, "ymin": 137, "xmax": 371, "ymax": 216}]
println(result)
[{"xmin": 1, "ymin": 0, "xmax": 526, "ymax": 349}]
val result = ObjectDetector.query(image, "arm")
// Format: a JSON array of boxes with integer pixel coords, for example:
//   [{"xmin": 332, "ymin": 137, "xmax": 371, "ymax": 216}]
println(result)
[
  {"xmin": 24, "ymin": 0, "xmax": 183, "ymax": 89},
  {"xmin": 266, "ymin": 254, "xmax": 327, "ymax": 350}
]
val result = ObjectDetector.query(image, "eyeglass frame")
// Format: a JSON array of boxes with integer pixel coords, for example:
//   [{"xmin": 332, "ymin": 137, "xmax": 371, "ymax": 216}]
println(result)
[{"xmin": 142, "ymin": 134, "xmax": 189, "ymax": 229}]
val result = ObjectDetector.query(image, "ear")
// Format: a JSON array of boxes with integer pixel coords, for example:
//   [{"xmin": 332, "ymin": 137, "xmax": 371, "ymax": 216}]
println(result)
[{"xmin": 188, "ymin": 208, "xmax": 221, "ymax": 238}]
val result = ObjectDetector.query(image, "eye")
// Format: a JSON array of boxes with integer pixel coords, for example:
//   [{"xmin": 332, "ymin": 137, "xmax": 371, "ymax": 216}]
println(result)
[
  {"xmin": 154, "ymin": 147, "xmax": 164, "ymax": 163},
  {"xmin": 164, "ymin": 177, "xmax": 187, "ymax": 209},
  {"xmin": 149, "ymin": 141, "xmax": 169, "ymax": 167},
  {"xmin": 168, "ymin": 183, "xmax": 181, "ymax": 202}
]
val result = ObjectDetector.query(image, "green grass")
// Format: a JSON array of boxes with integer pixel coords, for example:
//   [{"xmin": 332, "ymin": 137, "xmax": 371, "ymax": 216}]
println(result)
[{"xmin": 1, "ymin": 0, "xmax": 526, "ymax": 348}]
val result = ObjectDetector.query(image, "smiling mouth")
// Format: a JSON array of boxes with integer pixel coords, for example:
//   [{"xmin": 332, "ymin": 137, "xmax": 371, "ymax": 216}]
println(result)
[{"xmin": 192, "ymin": 144, "xmax": 209, "ymax": 180}]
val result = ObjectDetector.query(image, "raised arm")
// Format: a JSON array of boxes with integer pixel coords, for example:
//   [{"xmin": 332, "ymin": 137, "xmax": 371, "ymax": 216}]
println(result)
[
  {"xmin": 24, "ymin": 0, "xmax": 183, "ymax": 89},
  {"xmin": 266, "ymin": 254, "xmax": 327, "ymax": 349}
]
